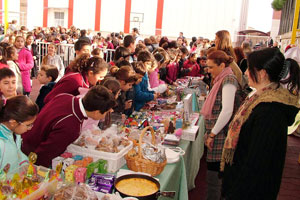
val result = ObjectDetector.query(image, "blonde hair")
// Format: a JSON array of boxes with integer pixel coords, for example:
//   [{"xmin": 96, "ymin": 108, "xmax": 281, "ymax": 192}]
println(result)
[
  {"xmin": 42, "ymin": 43, "xmax": 57, "ymax": 65},
  {"xmin": 215, "ymin": 30, "xmax": 236, "ymax": 61}
]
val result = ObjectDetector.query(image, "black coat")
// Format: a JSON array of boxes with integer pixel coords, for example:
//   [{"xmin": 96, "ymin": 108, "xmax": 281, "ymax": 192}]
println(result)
[
  {"xmin": 222, "ymin": 102, "xmax": 299, "ymax": 200},
  {"xmin": 36, "ymin": 82, "xmax": 56, "ymax": 111}
]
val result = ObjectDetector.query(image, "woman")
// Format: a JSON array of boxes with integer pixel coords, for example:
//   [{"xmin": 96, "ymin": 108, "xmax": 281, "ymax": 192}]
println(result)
[
  {"xmin": 14, "ymin": 36, "xmax": 34, "ymax": 96},
  {"xmin": 42, "ymin": 43, "xmax": 65, "ymax": 81},
  {"xmin": 221, "ymin": 48, "xmax": 300, "ymax": 200},
  {"xmin": 0, "ymin": 96, "xmax": 39, "ymax": 171},
  {"xmin": 201, "ymin": 50, "xmax": 242, "ymax": 200},
  {"xmin": 234, "ymin": 47, "xmax": 247, "ymax": 74},
  {"xmin": 44, "ymin": 54, "xmax": 108, "ymax": 104},
  {"xmin": 215, "ymin": 30, "xmax": 243, "ymax": 87}
]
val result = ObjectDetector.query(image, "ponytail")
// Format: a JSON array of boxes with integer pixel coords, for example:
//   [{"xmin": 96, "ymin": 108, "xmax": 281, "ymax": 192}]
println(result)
[
  {"xmin": 110, "ymin": 65, "xmax": 136, "ymax": 83},
  {"xmin": 280, "ymin": 58, "xmax": 300, "ymax": 95},
  {"xmin": 0, "ymin": 96, "xmax": 39, "ymax": 123},
  {"xmin": 70, "ymin": 53, "xmax": 108, "ymax": 74}
]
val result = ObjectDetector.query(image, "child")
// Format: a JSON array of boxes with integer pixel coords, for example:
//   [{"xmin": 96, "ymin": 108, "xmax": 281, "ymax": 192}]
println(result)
[
  {"xmin": 42, "ymin": 43, "xmax": 65, "ymax": 81},
  {"xmin": 91, "ymin": 48, "xmax": 104, "ymax": 59},
  {"xmin": 183, "ymin": 52, "xmax": 202, "ymax": 77},
  {"xmin": 166, "ymin": 49, "xmax": 180, "ymax": 85},
  {"xmin": 44, "ymin": 54, "xmax": 108, "ymax": 104},
  {"xmin": 133, "ymin": 61, "xmax": 158, "ymax": 111},
  {"xmin": 35, "ymin": 65, "xmax": 59, "ymax": 111},
  {"xmin": 110, "ymin": 65, "xmax": 139, "ymax": 115},
  {"xmin": 6, "ymin": 46, "xmax": 23, "ymax": 94},
  {"xmin": 150, "ymin": 53, "xmax": 168, "ymax": 93},
  {"xmin": 22, "ymin": 85, "xmax": 117, "ymax": 167},
  {"xmin": 0, "ymin": 95, "xmax": 39, "ymax": 171},
  {"xmin": 0, "ymin": 68, "xmax": 17, "ymax": 100},
  {"xmin": 178, "ymin": 46, "xmax": 191, "ymax": 78},
  {"xmin": 14, "ymin": 36, "xmax": 34, "ymax": 96}
]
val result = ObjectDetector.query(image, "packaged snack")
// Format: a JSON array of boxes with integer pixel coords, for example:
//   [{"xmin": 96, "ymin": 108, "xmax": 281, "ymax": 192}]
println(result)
[{"xmin": 74, "ymin": 167, "xmax": 87, "ymax": 183}]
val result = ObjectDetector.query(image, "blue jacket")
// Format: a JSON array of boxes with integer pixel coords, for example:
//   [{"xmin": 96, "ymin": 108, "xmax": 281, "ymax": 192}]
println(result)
[
  {"xmin": 0, "ymin": 124, "xmax": 28, "ymax": 171},
  {"xmin": 134, "ymin": 74, "xmax": 154, "ymax": 111}
]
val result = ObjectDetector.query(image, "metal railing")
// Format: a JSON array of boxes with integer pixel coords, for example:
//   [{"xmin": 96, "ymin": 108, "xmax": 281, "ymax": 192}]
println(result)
[{"xmin": 36, "ymin": 42, "xmax": 115, "ymax": 67}]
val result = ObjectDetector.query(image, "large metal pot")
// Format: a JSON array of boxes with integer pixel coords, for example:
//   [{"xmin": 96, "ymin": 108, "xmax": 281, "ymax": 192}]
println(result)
[{"xmin": 114, "ymin": 174, "xmax": 175, "ymax": 200}]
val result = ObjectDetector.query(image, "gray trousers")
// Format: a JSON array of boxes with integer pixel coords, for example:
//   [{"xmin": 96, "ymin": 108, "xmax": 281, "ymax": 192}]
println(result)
[{"xmin": 206, "ymin": 170, "xmax": 222, "ymax": 200}]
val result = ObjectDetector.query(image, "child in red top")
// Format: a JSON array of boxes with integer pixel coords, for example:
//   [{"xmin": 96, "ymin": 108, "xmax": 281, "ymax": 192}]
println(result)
[
  {"xmin": 44, "ymin": 54, "xmax": 108, "ymax": 104},
  {"xmin": 166, "ymin": 49, "xmax": 180, "ymax": 85},
  {"xmin": 183, "ymin": 53, "xmax": 203, "ymax": 77}
]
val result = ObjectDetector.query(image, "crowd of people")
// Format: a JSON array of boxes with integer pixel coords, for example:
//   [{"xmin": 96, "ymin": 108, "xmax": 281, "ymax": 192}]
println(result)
[{"xmin": 0, "ymin": 23, "xmax": 299, "ymax": 200}]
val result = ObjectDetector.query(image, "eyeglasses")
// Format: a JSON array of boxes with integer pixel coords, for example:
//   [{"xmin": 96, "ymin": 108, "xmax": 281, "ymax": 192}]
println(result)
[{"xmin": 18, "ymin": 122, "xmax": 34, "ymax": 129}]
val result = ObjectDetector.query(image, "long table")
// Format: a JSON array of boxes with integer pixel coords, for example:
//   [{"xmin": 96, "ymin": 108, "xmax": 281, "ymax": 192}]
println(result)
[{"xmin": 121, "ymin": 115, "xmax": 205, "ymax": 200}]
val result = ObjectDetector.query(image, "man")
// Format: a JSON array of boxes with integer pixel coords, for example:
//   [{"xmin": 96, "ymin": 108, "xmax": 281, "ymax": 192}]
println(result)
[
  {"xmin": 74, "ymin": 39, "xmax": 91, "ymax": 58},
  {"xmin": 78, "ymin": 29, "xmax": 91, "ymax": 44},
  {"xmin": 124, "ymin": 35, "xmax": 135, "ymax": 62},
  {"xmin": 132, "ymin": 28, "xmax": 143, "ymax": 44}
]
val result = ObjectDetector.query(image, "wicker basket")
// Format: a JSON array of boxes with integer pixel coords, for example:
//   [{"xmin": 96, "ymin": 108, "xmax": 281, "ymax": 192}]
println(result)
[{"xmin": 125, "ymin": 126, "xmax": 167, "ymax": 176}]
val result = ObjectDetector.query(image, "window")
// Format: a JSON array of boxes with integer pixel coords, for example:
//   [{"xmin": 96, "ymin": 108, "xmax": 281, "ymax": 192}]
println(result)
[{"xmin": 54, "ymin": 12, "xmax": 64, "ymax": 26}]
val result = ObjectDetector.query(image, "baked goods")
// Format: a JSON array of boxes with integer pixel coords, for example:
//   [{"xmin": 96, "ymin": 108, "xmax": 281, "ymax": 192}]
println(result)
[
  {"xmin": 115, "ymin": 178, "xmax": 158, "ymax": 197},
  {"xmin": 53, "ymin": 183, "xmax": 98, "ymax": 200}
]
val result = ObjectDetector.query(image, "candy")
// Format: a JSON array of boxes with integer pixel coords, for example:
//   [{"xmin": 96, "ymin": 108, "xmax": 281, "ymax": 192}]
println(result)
[
  {"xmin": 65, "ymin": 165, "xmax": 79, "ymax": 183},
  {"xmin": 61, "ymin": 152, "xmax": 73, "ymax": 158},
  {"xmin": 52, "ymin": 156, "xmax": 64, "ymax": 170},
  {"xmin": 62, "ymin": 158, "xmax": 75, "ymax": 173},
  {"xmin": 74, "ymin": 167, "xmax": 87, "ymax": 183},
  {"xmin": 73, "ymin": 155, "xmax": 83, "ymax": 161}
]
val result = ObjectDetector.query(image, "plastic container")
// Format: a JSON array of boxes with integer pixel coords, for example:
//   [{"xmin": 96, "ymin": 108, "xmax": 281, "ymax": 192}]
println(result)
[
  {"xmin": 5, "ymin": 164, "xmax": 58, "ymax": 200},
  {"xmin": 66, "ymin": 141, "xmax": 133, "ymax": 173}
]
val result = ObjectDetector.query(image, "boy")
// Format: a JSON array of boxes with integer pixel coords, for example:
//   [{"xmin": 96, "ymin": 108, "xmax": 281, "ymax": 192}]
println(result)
[
  {"xmin": 0, "ymin": 68, "xmax": 17, "ymax": 99},
  {"xmin": 35, "ymin": 65, "xmax": 59, "ymax": 111},
  {"xmin": 22, "ymin": 85, "xmax": 116, "ymax": 167}
]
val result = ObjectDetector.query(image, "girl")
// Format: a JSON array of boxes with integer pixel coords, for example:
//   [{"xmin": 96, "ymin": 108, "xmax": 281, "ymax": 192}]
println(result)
[
  {"xmin": 22, "ymin": 85, "xmax": 116, "ymax": 167},
  {"xmin": 133, "ymin": 61, "xmax": 158, "ymax": 111},
  {"xmin": 42, "ymin": 43, "xmax": 65, "ymax": 81},
  {"xmin": 25, "ymin": 34, "xmax": 39, "ymax": 78},
  {"xmin": 222, "ymin": 48, "xmax": 300, "ymax": 199},
  {"xmin": 6, "ymin": 46, "xmax": 23, "ymax": 94},
  {"xmin": 183, "ymin": 52, "xmax": 203, "ymax": 77},
  {"xmin": 14, "ymin": 36, "xmax": 34, "ymax": 96},
  {"xmin": 201, "ymin": 50, "xmax": 242, "ymax": 200},
  {"xmin": 0, "ymin": 68, "xmax": 17, "ymax": 99},
  {"xmin": 165, "ymin": 49, "xmax": 180, "ymax": 85},
  {"xmin": 150, "ymin": 52, "xmax": 168, "ymax": 93},
  {"xmin": 110, "ymin": 65, "xmax": 138, "ymax": 115},
  {"xmin": 0, "ymin": 95, "xmax": 39, "ymax": 171},
  {"xmin": 0, "ymin": 46, "xmax": 7, "ymax": 69},
  {"xmin": 44, "ymin": 54, "xmax": 108, "ymax": 104}
]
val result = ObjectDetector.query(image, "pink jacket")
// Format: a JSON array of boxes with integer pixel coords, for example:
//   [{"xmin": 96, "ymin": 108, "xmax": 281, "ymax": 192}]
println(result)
[
  {"xmin": 149, "ymin": 68, "xmax": 165, "ymax": 88},
  {"xmin": 17, "ymin": 48, "xmax": 34, "ymax": 92}
]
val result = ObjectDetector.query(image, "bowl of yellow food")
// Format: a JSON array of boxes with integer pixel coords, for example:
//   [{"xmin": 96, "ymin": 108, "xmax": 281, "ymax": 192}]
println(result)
[{"xmin": 114, "ymin": 174, "xmax": 175, "ymax": 200}]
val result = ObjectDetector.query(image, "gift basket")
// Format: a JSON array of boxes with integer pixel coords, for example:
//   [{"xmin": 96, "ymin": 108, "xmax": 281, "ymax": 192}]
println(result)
[{"xmin": 125, "ymin": 126, "xmax": 167, "ymax": 176}]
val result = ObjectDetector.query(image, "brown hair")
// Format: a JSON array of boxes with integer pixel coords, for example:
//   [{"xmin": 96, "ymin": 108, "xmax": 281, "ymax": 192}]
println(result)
[
  {"xmin": 215, "ymin": 30, "xmax": 236, "ymax": 61},
  {"xmin": 132, "ymin": 61, "xmax": 146, "ymax": 76},
  {"xmin": 91, "ymin": 48, "xmax": 102, "ymax": 57},
  {"xmin": 137, "ymin": 50, "xmax": 153, "ymax": 63},
  {"xmin": 207, "ymin": 50, "xmax": 234, "ymax": 67},
  {"xmin": 0, "ymin": 95, "xmax": 39, "ymax": 123},
  {"xmin": 82, "ymin": 85, "xmax": 117, "ymax": 113},
  {"xmin": 42, "ymin": 43, "xmax": 57, "ymax": 65},
  {"xmin": 110, "ymin": 65, "xmax": 136, "ymax": 83},
  {"xmin": 206, "ymin": 47, "xmax": 217, "ymax": 55},
  {"xmin": 6, "ymin": 46, "xmax": 17, "ymax": 60},
  {"xmin": 234, "ymin": 47, "xmax": 245, "ymax": 65},
  {"xmin": 69, "ymin": 53, "xmax": 108, "ymax": 74},
  {"xmin": 40, "ymin": 65, "xmax": 59, "ymax": 82},
  {"xmin": 135, "ymin": 44, "xmax": 148, "ymax": 56},
  {"xmin": 0, "ymin": 68, "xmax": 15, "ymax": 81},
  {"xmin": 100, "ymin": 77, "xmax": 121, "ymax": 96}
]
